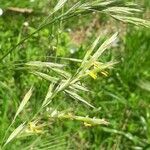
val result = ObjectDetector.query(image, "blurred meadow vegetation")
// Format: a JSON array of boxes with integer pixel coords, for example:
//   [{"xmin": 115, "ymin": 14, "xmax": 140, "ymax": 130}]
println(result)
[{"xmin": 0, "ymin": 0, "xmax": 150, "ymax": 149}]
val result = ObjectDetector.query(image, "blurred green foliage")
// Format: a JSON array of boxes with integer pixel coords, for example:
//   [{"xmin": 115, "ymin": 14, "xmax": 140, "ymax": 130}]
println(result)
[{"xmin": 0, "ymin": 0, "xmax": 150, "ymax": 149}]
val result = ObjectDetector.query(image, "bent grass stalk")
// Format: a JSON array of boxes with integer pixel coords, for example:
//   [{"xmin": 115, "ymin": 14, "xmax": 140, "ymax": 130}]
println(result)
[{"xmin": 0, "ymin": 0, "xmax": 149, "ymax": 61}]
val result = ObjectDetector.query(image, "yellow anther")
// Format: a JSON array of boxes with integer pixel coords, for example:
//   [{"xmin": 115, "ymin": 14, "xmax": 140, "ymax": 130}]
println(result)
[
  {"xmin": 84, "ymin": 122, "xmax": 92, "ymax": 127},
  {"xmin": 101, "ymin": 71, "xmax": 109, "ymax": 77},
  {"xmin": 88, "ymin": 71, "xmax": 97, "ymax": 79},
  {"xmin": 28, "ymin": 122, "xmax": 43, "ymax": 134}
]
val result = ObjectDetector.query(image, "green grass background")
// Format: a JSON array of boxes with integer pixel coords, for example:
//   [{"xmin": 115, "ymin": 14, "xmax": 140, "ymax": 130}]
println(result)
[{"xmin": 0, "ymin": 0, "xmax": 150, "ymax": 149}]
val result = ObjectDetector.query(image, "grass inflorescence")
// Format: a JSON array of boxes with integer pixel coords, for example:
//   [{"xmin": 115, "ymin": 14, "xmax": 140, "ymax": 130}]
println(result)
[{"xmin": 0, "ymin": 0, "xmax": 150, "ymax": 149}]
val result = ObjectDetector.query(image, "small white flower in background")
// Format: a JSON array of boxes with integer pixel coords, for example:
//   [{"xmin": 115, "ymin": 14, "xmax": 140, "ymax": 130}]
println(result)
[
  {"xmin": 23, "ymin": 21, "xmax": 29, "ymax": 27},
  {"xmin": 69, "ymin": 46, "xmax": 78, "ymax": 54},
  {"xmin": 0, "ymin": 8, "xmax": 3, "ymax": 16},
  {"xmin": 67, "ymin": 28, "xmax": 71, "ymax": 32},
  {"xmin": 111, "ymin": 37, "xmax": 119, "ymax": 47}
]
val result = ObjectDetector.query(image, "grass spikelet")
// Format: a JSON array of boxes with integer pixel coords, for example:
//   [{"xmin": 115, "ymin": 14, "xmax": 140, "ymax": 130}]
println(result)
[
  {"xmin": 13, "ymin": 87, "xmax": 33, "ymax": 122},
  {"xmin": 3, "ymin": 122, "xmax": 26, "ymax": 147},
  {"xmin": 42, "ymin": 83, "xmax": 55, "ymax": 107},
  {"xmin": 49, "ymin": 108, "xmax": 109, "ymax": 126},
  {"xmin": 26, "ymin": 61, "xmax": 65, "ymax": 68},
  {"xmin": 51, "ymin": 68, "xmax": 71, "ymax": 79},
  {"xmin": 31, "ymin": 71, "xmax": 58, "ymax": 82},
  {"xmin": 92, "ymin": 32, "xmax": 118, "ymax": 61},
  {"xmin": 111, "ymin": 15, "xmax": 150, "ymax": 28},
  {"xmin": 103, "ymin": 7, "xmax": 142, "ymax": 15},
  {"xmin": 54, "ymin": 0, "xmax": 68, "ymax": 13},
  {"xmin": 137, "ymin": 80, "xmax": 150, "ymax": 92},
  {"xmin": 65, "ymin": 90, "xmax": 95, "ymax": 108},
  {"xmin": 81, "ymin": 34, "xmax": 101, "ymax": 66}
]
